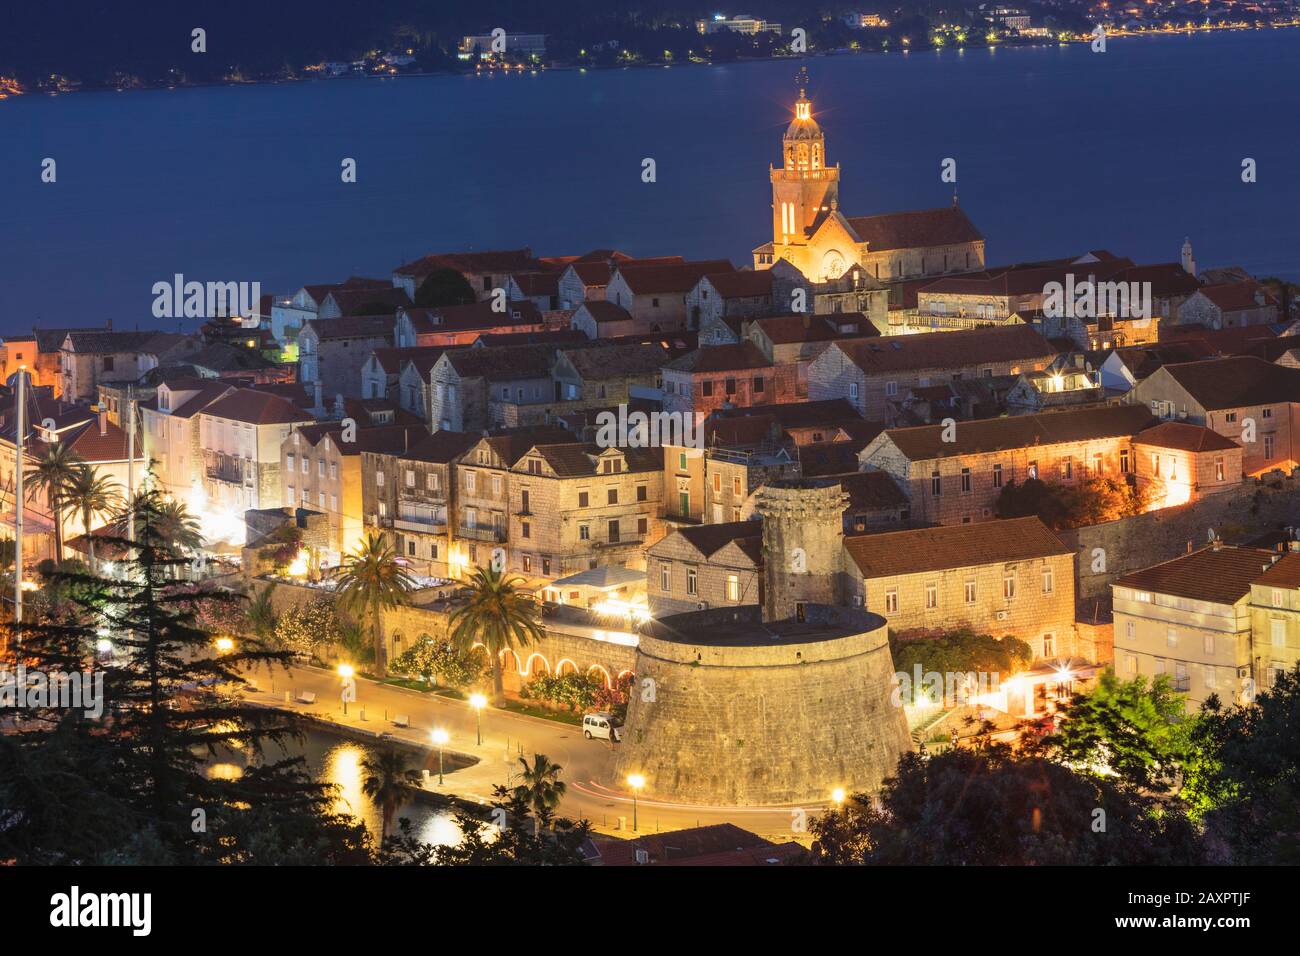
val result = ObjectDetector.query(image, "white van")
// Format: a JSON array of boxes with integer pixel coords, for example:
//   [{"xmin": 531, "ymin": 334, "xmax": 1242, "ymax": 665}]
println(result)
[{"xmin": 582, "ymin": 712, "xmax": 623, "ymax": 742}]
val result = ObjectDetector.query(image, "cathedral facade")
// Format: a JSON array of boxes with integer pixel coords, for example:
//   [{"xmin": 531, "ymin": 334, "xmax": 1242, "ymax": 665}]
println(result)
[{"xmin": 753, "ymin": 76, "xmax": 987, "ymax": 284}]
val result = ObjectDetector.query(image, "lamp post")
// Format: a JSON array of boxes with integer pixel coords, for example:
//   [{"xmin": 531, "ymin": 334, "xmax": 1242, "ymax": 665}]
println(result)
[
  {"xmin": 338, "ymin": 663, "xmax": 356, "ymax": 715},
  {"xmin": 469, "ymin": 692, "xmax": 487, "ymax": 746},
  {"xmin": 627, "ymin": 773, "xmax": 645, "ymax": 832},
  {"xmin": 431, "ymin": 728, "xmax": 449, "ymax": 784}
]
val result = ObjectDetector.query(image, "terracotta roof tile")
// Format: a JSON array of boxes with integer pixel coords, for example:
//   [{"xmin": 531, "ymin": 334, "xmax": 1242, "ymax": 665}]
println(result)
[
  {"xmin": 844, "ymin": 206, "xmax": 983, "ymax": 252},
  {"xmin": 845, "ymin": 516, "xmax": 1069, "ymax": 578},
  {"xmin": 1115, "ymin": 545, "xmax": 1276, "ymax": 604},
  {"xmin": 1159, "ymin": 356, "xmax": 1300, "ymax": 409},
  {"xmin": 880, "ymin": 403, "xmax": 1155, "ymax": 461},
  {"xmin": 1133, "ymin": 420, "xmax": 1239, "ymax": 453},
  {"xmin": 837, "ymin": 325, "xmax": 1056, "ymax": 375},
  {"xmin": 200, "ymin": 388, "xmax": 315, "ymax": 426}
]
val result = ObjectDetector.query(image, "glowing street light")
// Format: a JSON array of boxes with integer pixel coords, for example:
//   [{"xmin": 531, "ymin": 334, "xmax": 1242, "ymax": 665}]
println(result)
[
  {"xmin": 338, "ymin": 663, "xmax": 356, "ymax": 715},
  {"xmin": 831, "ymin": 787, "xmax": 846, "ymax": 806},
  {"xmin": 214, "ymin": 636, "xmax": 235, "ymax": 653},
  {"xmin": 431, "ymin": 727, "xmax": 450, "ymax": 784},
  {"xmin": 469, "ymin": 692, "xmax": 487, "ymax": 746},
  {"xmin": 627, "ymin": 773, "xmax": 646, "ymax": 831}
]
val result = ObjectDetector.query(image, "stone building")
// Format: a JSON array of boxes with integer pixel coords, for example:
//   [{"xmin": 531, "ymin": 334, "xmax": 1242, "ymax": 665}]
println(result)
[
  {"xmin": 1131, "ymin": 356, "xmax": 1300, "ymax": 478},
  {"xmin": 807, "ymin": 324, "xmax": 1057, "ymax": 423},
  {"xmin": 298, "ymin": 315, "xmax": 395, "ymax": 403},
  {"xmin": 390, "ymin": 248, "xmax": 539, "ymax": 302},
  {"xmin": 282, "ymin": 422, "xmax": 427, "ymax": 564},
  {"xmin": 687, "ymin": 270, "xmax": 774, "ymax": 332},
  {"xmin": 552, "ymin": 342, "xmax": 668, "ymax": 407},
  {"xmin": 1112, "ymin": 544, "xmax": 1273, "ymax": 711},
  {"xmin": 604, "ymin": 259, "xmax": 735, "ymax": 333},
  {"xmin": 361, "ymin": 429, "xmax": 477, "ymax": 580},
  {"xmin": 646, "ymin": 520, "xmax": 763, "ymax": 616},
  {"xmin": 506, "ymin": 442, "xmax": 664, "ymax": 581},
  {"xmin": 844, "ymin": 517, "xmax": 1077, "ymax": 661},
  {"xmin": 428, "ymin": 343, "xmax": 558, "ymax": 432},
  {"xmin": 394, "ymin": 300, "xmax": 545, "ymax": 347},
  {"xmin": 1249, "ymin": 551, "xmax": 1300, "ymax": 691},
  {"xmin": 750, "ymin": 76, "xmax": 985, "ymax": 283},
  {"xmin": 570, "ymin": 301, "xmax": 636, "ymax": 339},
  {"xmin": 615, "ymin": 477, "xmax": 911, "ymax": 806},
  {"xmin": 1131, "ymin": 420, "xmax": 1242, "ymax": 507},
  {"xmin": 60, "ymin": 329, "xmax": 199, "ymax": 403},
  {"xmin": 661, "ymin": 342, "xmax": 777, "ymax": 421},
  {"xmin": 196, "ymin": 388, "xmax": 315, "ymax": 516},
  {"xmin": 1174, "ymin": 281, "xmax": 1278, "ymax": 329},
  {"xmin": 140, "ymin": 378, "xmax": 237, "ymax": 501},
  {"xmin": 860, "ymin": 403, "xmax": 1156, "ymax": 526},
  {"xmin": 744, "ymin": 313, "xmax": 879, "ymax": 400}
]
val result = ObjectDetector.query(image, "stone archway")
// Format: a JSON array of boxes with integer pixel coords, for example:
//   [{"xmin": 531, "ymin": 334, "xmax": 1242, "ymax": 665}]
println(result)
[{"xmin": 588, "ymin": 664, "xmax": 612, "ymax": 689}]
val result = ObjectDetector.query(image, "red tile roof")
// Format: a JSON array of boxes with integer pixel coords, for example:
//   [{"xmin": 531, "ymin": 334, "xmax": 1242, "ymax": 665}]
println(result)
[
  {"xmin": 1158, "ymin": 356, "xmax": 1300, "ymax": 410},
  {"xmin": 1255, "ymin": 552, "xmax": 1300, "ymax": 589},
  {"xmin": 1115, "ymin": 545, "xmax": 1277, "ymax": 604},
  {"xmin": 880, "ymin": 403, "xmax": 1156, "ymax": 461},
  {"xmin": 393, "ymin": 249, "xmax": 537, "ymax": 278},
  {"xmin": 700, "ymin": 270, "xmax": 773, "ymax": 299},
  {"xmin": 664, "ymin": 342, "xmax": 771, "ymax": 373},
  {"xmin": 844, "ymin": 516, "xmax": 1069, "ymax": 578},
  {"xmin": 754, "ymin": 313, "xmax": 878, "ymax": 345},
  {"xmin": 1133, "ymin": 420, "xmax": 1239, "ymax": 453},
  {"xmin": 201, "ymin": 388, "xmax": 315, "ymax": 426},
  {"xmin": 614, "ymin": 259, "xmax": 735, "ymax": 295},
  {"xmin": 837, "ymin": 325, "xmax": 1056, "ymax": 375},
  {"xmin": 1197, "ymin": 280, "xmax": 1277, "ymax": 312},
  {"xmin": 844, "ymin": 206, "xmax": 983, "ymax": 252}
]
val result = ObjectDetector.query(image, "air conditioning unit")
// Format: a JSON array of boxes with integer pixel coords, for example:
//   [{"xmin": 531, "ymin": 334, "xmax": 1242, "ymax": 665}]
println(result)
[
  {"xmin": 851, "ymin": 594, "xmax": 863, "ymax": 607},
  {"xmin": 696, "ymin": 601, "xmax": 709, "ymax": 611},
  {"xmin": 995, "ymin": 611, "xmax": 1009, "ymax": 621}
]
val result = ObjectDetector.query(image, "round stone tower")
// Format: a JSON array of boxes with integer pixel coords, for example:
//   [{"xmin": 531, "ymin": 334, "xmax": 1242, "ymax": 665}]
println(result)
[
  {"xmin": 613, "ymin": 604, "xmax": 910, "ymax": 806},
  {"xmin": 612, "ymin": 477, "xmax": 911, "ymax": 807},
  {"xmin": 755, "ymin": 478, "xmax": 848, "ymax": 622}
]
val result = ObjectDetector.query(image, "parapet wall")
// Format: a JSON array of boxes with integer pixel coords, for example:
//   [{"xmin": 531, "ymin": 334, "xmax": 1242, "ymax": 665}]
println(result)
[
  {"xmin": 1060, "ymin": 470, "xmax": 1300, "ymax": 609},
  {"xmin": 613, "ymin": 604, "xmax": 911, "ymax": 806}
]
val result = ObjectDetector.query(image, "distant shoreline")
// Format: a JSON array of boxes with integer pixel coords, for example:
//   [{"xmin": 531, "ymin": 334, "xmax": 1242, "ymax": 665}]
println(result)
[{"xmin": 4, "ymin": 21, "xmax": 1296, "ymax": 102}]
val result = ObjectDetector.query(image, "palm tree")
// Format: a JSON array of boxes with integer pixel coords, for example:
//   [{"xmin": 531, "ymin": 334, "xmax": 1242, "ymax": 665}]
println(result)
[
  {"xmin": 24, "ymin": 443, "xmax": 84, "ymax": 561},
  {"xmin": 244, "ymin": 581, "xmax": 277, "ymax": 640},
  {"xmin": 62, "ymin": 463, "xmax": 122, "ymax": 570},
  {"xmin": 511, "ymin": 753, "xmax": 567, "ymax": 833},
  {"xmin": 336, "ymin": 533, "xmax": 416, "ymax": 675},
  {"xmin": 359, "ymin": 747, "xmax": 420, "ymax": 839},
  {"xmin": 448, "ymin": 564, "xmax": 543, "ymax": 703},
  {"xmin": 108, "ymin": 490, "xmax": 204, "ymax": 563}
]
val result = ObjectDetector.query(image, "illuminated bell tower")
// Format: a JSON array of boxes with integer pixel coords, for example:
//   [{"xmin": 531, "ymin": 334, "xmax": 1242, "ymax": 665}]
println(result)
[{"xmin": 770, "ymin": 67, "xmax": 840, "ymax": 272}]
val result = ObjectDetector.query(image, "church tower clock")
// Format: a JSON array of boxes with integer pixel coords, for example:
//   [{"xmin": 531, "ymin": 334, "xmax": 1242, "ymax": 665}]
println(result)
[{"xmin": 769, "ymin": 67, "xmax": 840, "ymax": 273}]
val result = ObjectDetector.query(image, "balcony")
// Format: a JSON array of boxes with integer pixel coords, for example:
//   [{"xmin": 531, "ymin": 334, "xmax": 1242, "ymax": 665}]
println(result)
[
  {"xmin": 457, "ymin": 524, "xmax": 506, "ymax": 543},
  {"xmin": 204, "ymin": 452, "xmax": 246, "ymax": 485},
  {"xmin": 394, "ymin": 500, "xmax": 447, "ymax": 534}
]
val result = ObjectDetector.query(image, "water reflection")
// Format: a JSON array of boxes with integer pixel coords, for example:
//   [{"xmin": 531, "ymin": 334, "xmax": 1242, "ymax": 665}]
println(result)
[{"xmin": 206, "ymin": 728, "xmax": 479, "ymax": 846}]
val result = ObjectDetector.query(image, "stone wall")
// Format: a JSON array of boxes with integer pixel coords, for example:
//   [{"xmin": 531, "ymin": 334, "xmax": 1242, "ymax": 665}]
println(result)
[
  {"xmin": 612, "ymin": 604, "xmax": 911, "ymax": 805},
  {"xmin": 1059, "ymin": 471, "xmax": 1300, "ymax": 609}
]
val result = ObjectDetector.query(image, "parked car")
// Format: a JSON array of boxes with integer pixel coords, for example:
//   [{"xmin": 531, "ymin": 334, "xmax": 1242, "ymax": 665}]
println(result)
[{"xmin": 582, "ymin": 712, "xmax": 623, "ymax": 742}]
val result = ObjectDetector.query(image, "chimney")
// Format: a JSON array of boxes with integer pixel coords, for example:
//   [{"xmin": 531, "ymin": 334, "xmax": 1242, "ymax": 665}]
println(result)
[
  {"xmin": 313, "ymin": 380, "xmax": 322, "ymax": 410},
  {"xmin": 98, "ymin": 406, "xmax": 107, "ymax": 436}
]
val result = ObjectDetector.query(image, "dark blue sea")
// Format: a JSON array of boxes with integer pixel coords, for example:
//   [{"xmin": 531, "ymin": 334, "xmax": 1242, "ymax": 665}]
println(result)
[{"xmin": 1, "ymin": 28, "xmax": 1297, "ymax": 332}]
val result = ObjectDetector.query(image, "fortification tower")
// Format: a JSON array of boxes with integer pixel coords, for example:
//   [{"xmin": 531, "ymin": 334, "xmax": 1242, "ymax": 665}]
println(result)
[
  {"xmin": 612, "ymin": 478, "xmax": 911, "ymax": 807},
  {"xmin": 755, "ymin": 478, "xmax": 848, "ymax": 622}
]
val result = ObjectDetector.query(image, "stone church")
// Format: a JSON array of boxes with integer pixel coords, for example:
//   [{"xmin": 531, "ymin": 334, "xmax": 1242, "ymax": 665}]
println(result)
[{"xmin": 753, "ymin": 72, "xmax": 986, "ymax": 284}]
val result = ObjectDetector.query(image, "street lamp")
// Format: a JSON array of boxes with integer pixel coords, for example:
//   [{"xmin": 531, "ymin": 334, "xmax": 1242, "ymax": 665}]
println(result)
[
  {"xmin": 214, "ymin": 636, "xmax": 234, "ymax": 653},
  {"xmin": 831, "ymin": 787, "xmax": 846, "ymax": 807},
  {"xmin": 431, "ymin": 727, "xmax": 450, "ymax": 784},
  {"xmin": 469, "ymin": 692, "xmax": 487, "ymax": 746},
  {"xmin": 627, "ymin": 773, "xmax": 646, "ymax": 832},
  {"xmin": 338, "ymin": 663, "xmax": 356, "ymax": 715}
]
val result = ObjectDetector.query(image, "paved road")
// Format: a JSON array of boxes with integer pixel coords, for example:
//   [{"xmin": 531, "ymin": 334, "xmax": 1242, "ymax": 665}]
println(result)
[{"xmin": 237, "ymin": 662, "xmax": 822, "ymax": 843}]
